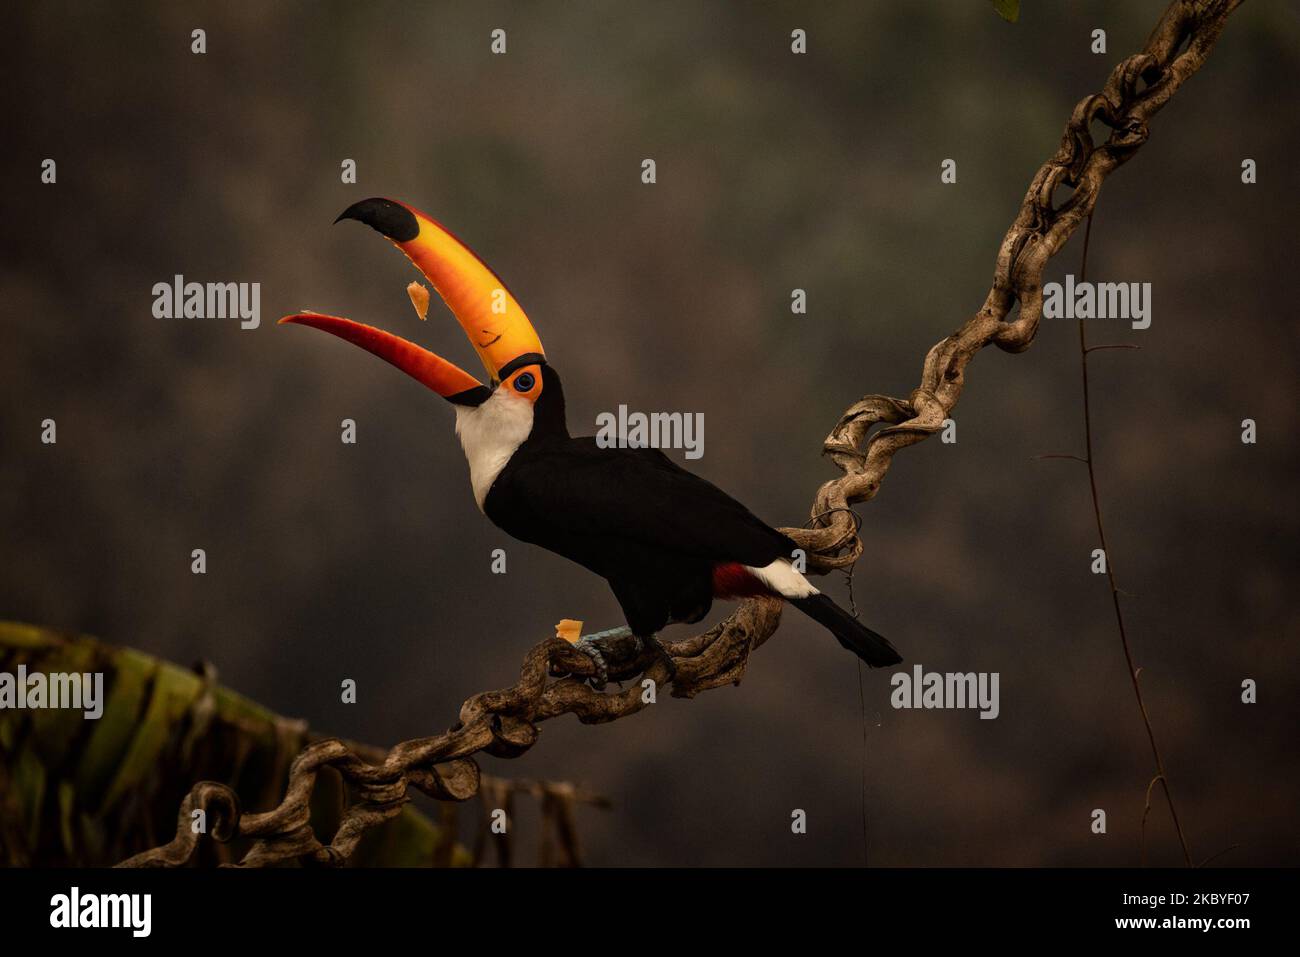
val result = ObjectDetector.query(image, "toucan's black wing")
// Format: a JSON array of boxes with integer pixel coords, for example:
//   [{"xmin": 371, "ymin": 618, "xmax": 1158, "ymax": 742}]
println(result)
[{"xmin": 484, "ymin": 437, "xmax": 797, "ymax": 567}]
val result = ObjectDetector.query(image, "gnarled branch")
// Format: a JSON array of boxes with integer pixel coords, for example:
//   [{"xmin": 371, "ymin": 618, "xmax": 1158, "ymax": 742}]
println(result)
[{"xmin": 120, "ymin": 0, "xmax": 1242, "ymax": 868}]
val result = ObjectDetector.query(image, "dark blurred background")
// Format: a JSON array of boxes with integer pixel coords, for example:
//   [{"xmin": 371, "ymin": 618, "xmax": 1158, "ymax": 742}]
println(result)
[{"xmin": 2, "ymin": 1, "xmax": 1297, "ymax": 865}]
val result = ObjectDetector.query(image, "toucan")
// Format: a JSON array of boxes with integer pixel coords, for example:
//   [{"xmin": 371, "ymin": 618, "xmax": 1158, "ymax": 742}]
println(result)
[{"xmin": 281, "ymin": 197, "xmax": 901, "ymax": 685}]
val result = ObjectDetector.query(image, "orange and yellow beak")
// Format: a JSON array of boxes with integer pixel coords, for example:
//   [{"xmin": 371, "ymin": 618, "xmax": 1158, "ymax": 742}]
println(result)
[
  {"xmin": 278, "ymin": 311, "xmax": 489, "ymax": 402},
  {"xmin": 279, "ymin": 197, "xmax": 545, "ymax": 405}
]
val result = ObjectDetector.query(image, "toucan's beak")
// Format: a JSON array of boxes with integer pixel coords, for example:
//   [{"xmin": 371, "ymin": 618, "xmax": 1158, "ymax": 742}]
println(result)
[
  {"xmin": 278, "ymin": 311, "xmax": 490, "ymax": 404},
  {"xmin": 280, "ymin": 197, "xmax": 545, "ymax": 403}
]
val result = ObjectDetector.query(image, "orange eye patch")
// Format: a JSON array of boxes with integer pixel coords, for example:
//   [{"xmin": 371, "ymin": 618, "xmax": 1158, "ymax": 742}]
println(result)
[{"xmin": 505, "ymin": 364, "xmax": 543, "ymax": 401}]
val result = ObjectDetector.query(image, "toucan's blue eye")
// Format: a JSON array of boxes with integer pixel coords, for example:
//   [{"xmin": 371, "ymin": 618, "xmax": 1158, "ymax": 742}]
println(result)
[{"xmin": 513, "ymin": 372, "xmax": 536, "ymax": 392}]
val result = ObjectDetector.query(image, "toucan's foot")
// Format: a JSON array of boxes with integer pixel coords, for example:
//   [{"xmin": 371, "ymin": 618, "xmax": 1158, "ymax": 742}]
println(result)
[
  {"xmin": 573, "ymin": 627, "xmax": 633, "ymax": 690},
  {"xmin": 573, "ymin": 637, "xmax": 608, "ymax": 690}
]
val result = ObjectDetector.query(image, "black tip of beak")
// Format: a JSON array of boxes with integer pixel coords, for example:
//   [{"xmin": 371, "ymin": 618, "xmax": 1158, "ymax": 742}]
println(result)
[{"xmin": 334, "ymin": 198, "xmax": 420, "ymax": 242}]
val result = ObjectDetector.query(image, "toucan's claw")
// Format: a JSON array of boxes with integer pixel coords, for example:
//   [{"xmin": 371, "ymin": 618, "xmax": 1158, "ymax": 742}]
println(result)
[
  {"xmin": 570, "ymin": 626, "xmax": 647, "ymax": 690},
  {"xmin": 573, "ymin": 636, "xmax": 610, "ymax": 690}
]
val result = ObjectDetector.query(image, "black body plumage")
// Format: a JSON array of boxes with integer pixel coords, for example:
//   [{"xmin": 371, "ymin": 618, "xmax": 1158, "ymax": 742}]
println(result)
[{"xmin": 482, "ymin": 367, "xmax": 901, "ymax": 666}]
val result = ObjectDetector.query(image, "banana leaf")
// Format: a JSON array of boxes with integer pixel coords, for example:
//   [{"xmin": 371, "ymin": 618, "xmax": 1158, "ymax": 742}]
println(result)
[{"xmin": 0, "ymin": 621, "xmax": 467, "ymax": 867}]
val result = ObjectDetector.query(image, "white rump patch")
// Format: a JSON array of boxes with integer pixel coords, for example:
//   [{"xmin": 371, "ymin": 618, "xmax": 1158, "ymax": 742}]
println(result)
[
  {"xmin": 745, "ymin": 559, "xmax": 819, "ymax": 598},
  {"xmin": 454, "ymin": 389, "xmax": 534, "ymax": 511}
]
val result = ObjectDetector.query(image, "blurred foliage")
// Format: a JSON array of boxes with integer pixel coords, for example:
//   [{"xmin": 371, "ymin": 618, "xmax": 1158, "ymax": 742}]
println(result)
[
  {"xmin": 992, "ymin": 0, "xmax": 1021, "ymax": 24},
  {"xmin": 0, "ymin": 620, "xmax": 465, "ymax": 867}
]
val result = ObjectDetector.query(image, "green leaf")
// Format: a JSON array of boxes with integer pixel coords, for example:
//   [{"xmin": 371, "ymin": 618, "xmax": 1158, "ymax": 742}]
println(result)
[
  {"xmin": 99, "ymin": 659, "xmax": 204, "ymax": 812},
  {"xmin": 76, "ymin": 648, "xmax": 156, "ymax": 806},
  {"xmin": 992, "ymin": 0, "xmax": 1020, "ymax": 23},
  {"xmin": 0, "ymin": 621, "xmax": 460, "ymax": 866}
]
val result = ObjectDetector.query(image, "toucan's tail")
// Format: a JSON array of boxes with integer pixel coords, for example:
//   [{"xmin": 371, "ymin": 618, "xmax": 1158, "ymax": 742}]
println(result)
[{"xmin": 790, "ymin": 593, "xmax": 902, "ymax": 667}]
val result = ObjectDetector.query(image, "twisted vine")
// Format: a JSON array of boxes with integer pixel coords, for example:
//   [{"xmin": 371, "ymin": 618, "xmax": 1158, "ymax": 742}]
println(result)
[{"xmin": 120, "ymin": 0, "xmax": 1241, "ymax": 868}]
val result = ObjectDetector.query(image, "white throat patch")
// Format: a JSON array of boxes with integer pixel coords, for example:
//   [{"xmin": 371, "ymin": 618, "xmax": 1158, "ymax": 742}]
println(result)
[{"xmin": 454, "ymin": 388, "xmax": 535, "ymax": 511}]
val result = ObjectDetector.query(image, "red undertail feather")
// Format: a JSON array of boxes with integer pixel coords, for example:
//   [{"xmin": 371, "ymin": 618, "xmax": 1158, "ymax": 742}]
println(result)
[{"xmin": 711, "ymin": 562, "xmax": 770, "ymax": 599}]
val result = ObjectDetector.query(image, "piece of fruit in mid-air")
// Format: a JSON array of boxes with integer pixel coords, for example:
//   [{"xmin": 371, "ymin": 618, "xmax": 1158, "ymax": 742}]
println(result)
[{"xmin": 406, "ymin": 281, "xmax": 430, "ymax": 320}]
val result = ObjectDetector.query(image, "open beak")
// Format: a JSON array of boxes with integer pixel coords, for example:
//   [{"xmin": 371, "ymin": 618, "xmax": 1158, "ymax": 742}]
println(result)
[
  {"xmin": 278, "ymin": 311, "xmax": 490, "ymax": 403},
  {"xmin": 279, "ymin": 197, "xmax": 545, "ymax": 404}
]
